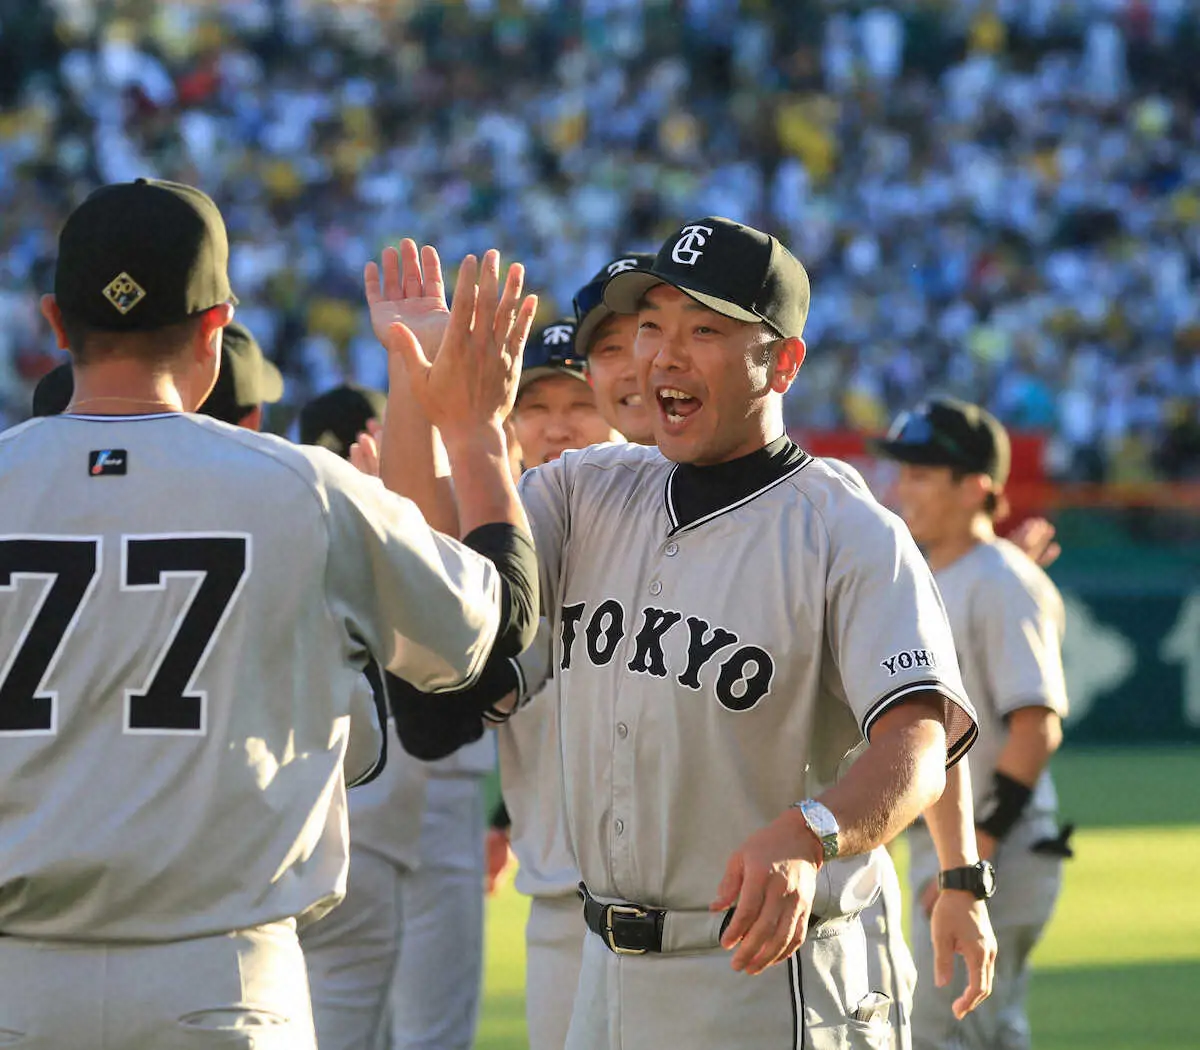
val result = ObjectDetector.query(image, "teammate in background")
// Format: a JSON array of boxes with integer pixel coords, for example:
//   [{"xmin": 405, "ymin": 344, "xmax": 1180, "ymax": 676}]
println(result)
[
  {"xmin": 0, "ymin": 179, "xmax": 539, "ymax": 1048},
  {"xmin": 572, "ymin": 253, "xmax": 658, "ymax": 446},
  {"xmin": 487, "ymin": 316, "xmax": 627, "ymax": 1050},
  {"xmin": 873, "ymin": 399, "xmax": 1071, "ymax": 1050},
  {"xmin": 293, "ymin": 383, "xmax": 433, "ymax": 1050},
  {"xmin": 386, "ymin": 217, "xmax": 981, "ymax": 1050},
  {"xmin": 30, "ymin": 319, "xmax": 284, "ymax": 428}
]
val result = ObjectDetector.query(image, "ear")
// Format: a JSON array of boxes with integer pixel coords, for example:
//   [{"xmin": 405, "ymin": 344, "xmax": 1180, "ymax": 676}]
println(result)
[
  {"xmin": 40, "ymin": 295, "xmax": 70, "ymax": 350},
  {"xmin": 769, "ymin": 337, "xmax": 806, "ymax": 394},
  {"xmin": 195, "ymin": 303, "xmax": 235, "ymax": 364},
  {"xmin": 957, "ymin": 472, "xmax": 991, "ymax": 514}
]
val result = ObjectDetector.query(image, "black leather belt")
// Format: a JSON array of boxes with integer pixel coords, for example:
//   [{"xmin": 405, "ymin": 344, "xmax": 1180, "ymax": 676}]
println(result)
[{"xmin": 579, "ymin": 883, "xmax": 668, "ymax": 955}]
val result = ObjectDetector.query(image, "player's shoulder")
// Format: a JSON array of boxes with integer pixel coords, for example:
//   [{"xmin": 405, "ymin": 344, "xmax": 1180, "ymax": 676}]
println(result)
[
  {"xmin": 523, "ymin": 440, "xmax": 669, "ymax": 496},
  {"xmin": 980, "ymin": 537, "xmax": 1064, "ymax": 610},
  {"xmin": 0, "ymin": 415, "xmax": 53, "ymax": 451},
  {"xmin": 787, "ymin": 455, "xmax": 906, "ymax": 541}
]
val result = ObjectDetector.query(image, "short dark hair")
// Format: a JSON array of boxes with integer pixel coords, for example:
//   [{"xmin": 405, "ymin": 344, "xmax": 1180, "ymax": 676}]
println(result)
[{"xmin": 61, "ymin": 310, "xmax": 205, "ymax": 367}]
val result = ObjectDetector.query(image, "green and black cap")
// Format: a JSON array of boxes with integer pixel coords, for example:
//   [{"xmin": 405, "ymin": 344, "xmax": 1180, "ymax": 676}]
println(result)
[
  {"xmin": 573, "ymin": 252, "xmax": 656, "ymax": 355},
  {"xmin": 517, "ymin": 318, "xmax": 588, "ymax": 396},
  {"xmin": 603, "ymin": 217, "xmax": 810, "ymax": 339},
  {"xmin": 197, "ymin": 321, "xmax": 284, "ymax": 426},
  {"xmin": 54, "ymin": 178, "xmax": 235, "ymax": 331},
  {"xmin": 300, "ymin": 384, "xmax": 388, "ymax": 460},
  {"xmin": 871, "ymin": 398, "xmax": 1011, "ymax": 485}
]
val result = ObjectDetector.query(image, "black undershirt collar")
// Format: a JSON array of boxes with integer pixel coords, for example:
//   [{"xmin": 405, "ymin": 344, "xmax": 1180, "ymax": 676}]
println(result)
[{"xmin": 667, "ymin": 434, "xmax": 810, "ymax": 531}]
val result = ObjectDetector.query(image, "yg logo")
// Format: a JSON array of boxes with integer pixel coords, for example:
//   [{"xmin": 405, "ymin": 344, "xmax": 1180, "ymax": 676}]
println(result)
[
  {"xmin": 670, "ymin": 225, "xmax": 714, "ymax": 266},
  {"xmin": 543, "ymin": 324, "xmax": 574, "ymax": 345},
  {"xmin": 606, "ymin": 258, "xmax": 639, "ymax": 277}
]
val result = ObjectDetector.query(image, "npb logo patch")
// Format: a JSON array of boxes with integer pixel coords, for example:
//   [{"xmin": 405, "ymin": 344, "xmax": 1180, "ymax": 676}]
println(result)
[
  {"xmin": 88, "ymin": 449, "xmax": 128, "ymax": 477},
  {"xmin": 670, "ymin": 225, "xmax": 714, "ymax": 266}
]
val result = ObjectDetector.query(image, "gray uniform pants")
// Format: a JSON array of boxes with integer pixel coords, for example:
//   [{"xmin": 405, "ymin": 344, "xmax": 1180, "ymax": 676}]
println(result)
[
  {"xmin": 300, "ymin": 845, "xmax": 412, "ymax": 1050},
  {"xmin": 908, "ymin": 819, "xmax": 1064, "ymax": 1050},
  {"xmin": 526, "ymin": 894, "xmax": 587, "ymax": 1050},
  {"xmin": 388, "ymin": 774, "xmax": 486, "ymax": 1050},
  {"xmin": 0, "ymin": 920, "xmax": 314, "ymax": 1049},
  {"xmin": 861, "ymin": 847, "xmax": 917, "ymax": 1050}
]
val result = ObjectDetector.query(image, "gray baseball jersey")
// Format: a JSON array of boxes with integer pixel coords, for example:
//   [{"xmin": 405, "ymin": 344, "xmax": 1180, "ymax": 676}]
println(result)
[
  {"xmin": 0, "ymin": 412, "xmax": 501, "ymax": 941},
  {"xmin": 931, "ymin": 538, "xmax": 1069, "ymax": 817},
  {"xmin": 517, "ymin": 442, "xmax": 977, "ymax": 911}
]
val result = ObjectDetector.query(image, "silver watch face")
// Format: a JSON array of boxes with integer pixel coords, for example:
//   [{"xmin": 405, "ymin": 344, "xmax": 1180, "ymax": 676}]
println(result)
[{"xmin": 799, "ymin": 800, "xmax": 840, "ymax": 859}]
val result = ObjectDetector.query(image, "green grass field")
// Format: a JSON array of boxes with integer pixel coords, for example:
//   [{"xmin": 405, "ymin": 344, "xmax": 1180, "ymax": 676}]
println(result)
[{"xmin": 474, "ymin": 747, "xmax": 1200, "ymax": 1050}]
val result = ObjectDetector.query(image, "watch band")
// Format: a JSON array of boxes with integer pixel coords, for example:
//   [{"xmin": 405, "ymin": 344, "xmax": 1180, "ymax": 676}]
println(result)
[
  {"xmin": 792, "ymin": 799, "xmax": 840, "ymax": 861},
  {"xmin": 938, "ymin": 861, "xmax": 997, "ymax": 900}
]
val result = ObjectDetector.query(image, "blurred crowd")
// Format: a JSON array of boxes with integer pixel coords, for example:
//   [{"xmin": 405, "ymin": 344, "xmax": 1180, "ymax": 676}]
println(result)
[{"xmin": 2, "ymin": 0, "xmax": 1200, "ymax": 481}]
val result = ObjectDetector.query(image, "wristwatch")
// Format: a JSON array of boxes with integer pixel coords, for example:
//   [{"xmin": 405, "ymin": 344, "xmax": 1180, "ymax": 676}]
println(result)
[
  {"xmin": 792, "ymin": 799, "xmax": 840, "ymax": 861},
  {"xmin": 938, "ymin": 861, "xmax": 997, "ymax": 900}
]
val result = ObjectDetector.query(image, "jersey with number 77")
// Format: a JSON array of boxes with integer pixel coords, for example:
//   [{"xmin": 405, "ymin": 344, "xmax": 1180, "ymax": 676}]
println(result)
[{"xmin": 0, "ymin": 412, "xmax": 501, "ymax": 942}]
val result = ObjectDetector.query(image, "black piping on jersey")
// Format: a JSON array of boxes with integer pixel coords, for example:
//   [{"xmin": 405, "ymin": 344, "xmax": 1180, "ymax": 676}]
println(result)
[
  {"xmin": 662, "ymin": 456, "xmax": 813, "ymax": 536},
  {"xmin": 861, "ymin": 679, "xmax": 980, "ymax": 769},
  {"xmin": 347, "ymin": 658, "xmax": 389, "ymax": 789},
  {"xmin": 788, "ymin": 952, "xmax": 805, "ymax": 1049}
]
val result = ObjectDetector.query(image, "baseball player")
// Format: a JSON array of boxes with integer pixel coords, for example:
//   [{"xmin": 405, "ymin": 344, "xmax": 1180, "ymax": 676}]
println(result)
[
  {"xmin": 386, "ymin": 217, "xmax": 982, "ymax": 1050},
  {"xmin": 0, "ymin": 179, "xmax": 539, "ymax": 1048},
  {"xmin": 873, "ymin": 399, "xmax": 1071, "ymax": 1050},
  {"xmin": 31, "ymin": 319, "xmax": 284, "ymax": 428},
  {"xmin": 292, "ymin": 382, "xmax": 437, "ymax": 1050}
]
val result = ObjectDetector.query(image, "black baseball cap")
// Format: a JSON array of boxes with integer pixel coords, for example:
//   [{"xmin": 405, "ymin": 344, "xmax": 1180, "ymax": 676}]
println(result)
[
  {"xmin": 197, "ymin": 321, "xmax": 284, "ymax": 425},
  {"xmin": 54, "ymin": 179, "xmax": 235, "ymax": 331},
  {"xmin": 300, "ymin": 384, "xmax": 388, "ymax": 460},
  {"xmin": 573, "ymin": 252, "xmax": 657, "ymax": 355},
  {"xmin": 517, "ymin": 319, "xmax": 588, "ymax": 396},
  {"xmin": 871, "ymin": 398, "xmax": 1011, "ymax": 485},
  {"xmin": 603, "ymin": 217, "xmax": 810, "ymax": 339}
]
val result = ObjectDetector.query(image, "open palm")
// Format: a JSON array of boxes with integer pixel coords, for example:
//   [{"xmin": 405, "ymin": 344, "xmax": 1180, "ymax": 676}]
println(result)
[{"xmin": 365, "ymin": 240, "xmax": 451, "ymax": 360}]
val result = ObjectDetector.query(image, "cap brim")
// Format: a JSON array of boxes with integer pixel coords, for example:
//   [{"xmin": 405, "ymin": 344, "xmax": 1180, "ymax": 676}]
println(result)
[
  {"xmin": 259, "ymin": 358, "xmax": 284, "ymax": 404},
  {"xmin": 868, "ymin": 438, "xmax": 962, "ymax": 468},
  {"xmin": 603, "ymin": 271, "xmax": 762, "ymax": 324},
  {"xmin": 517, "ymin": 365, "xmax": 590, "ymax": 395}
]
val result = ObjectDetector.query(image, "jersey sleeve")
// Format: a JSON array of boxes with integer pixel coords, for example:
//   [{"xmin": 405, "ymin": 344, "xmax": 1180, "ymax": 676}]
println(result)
[
  {"xmin": 516, "ymin": 457, "xmax": 571, "ymax": 619},
  {"xmin": 318, "ymin": 455, "xmax": 501, "ymax": 693},
  {"xmin": 509, "ymin": 617, "xmax": 554, "ymax": 702},
  {"xmin": 977, "ymin": 570, "xmax": 1069, "ymax": 720},
  {"xmin": 824, "ymin": 501, "xmax": 978, "ymax": 766}
]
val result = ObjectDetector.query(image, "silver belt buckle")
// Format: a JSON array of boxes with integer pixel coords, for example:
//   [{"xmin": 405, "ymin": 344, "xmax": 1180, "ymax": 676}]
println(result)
[{"xmin": 604, "ymin": 903, "xmax": 648, "ymax": 955}]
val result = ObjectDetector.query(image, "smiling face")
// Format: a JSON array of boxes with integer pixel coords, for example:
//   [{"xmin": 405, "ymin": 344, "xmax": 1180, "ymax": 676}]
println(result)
[
  {"xmin": 510, "ymin": 372, "xmax": 622, "ymax": 466},
  {"xmin": 892, "ymin": 462, "xmax": 988, "ymax": 547},
  {"xmin": 633, "ymin": 284, "xmax": 805, "ymax": 465},
  {"xmin": 584, "ymin": 313, "xmax": 653, "ymax": 444}
]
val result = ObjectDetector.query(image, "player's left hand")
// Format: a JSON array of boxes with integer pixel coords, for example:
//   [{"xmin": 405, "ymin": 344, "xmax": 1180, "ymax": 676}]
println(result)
[
  {"xmin": 710, "ymin": 809, "xmax": 821, "ymax": 975},
  {"xmin": 930, "ymin": 890, "xmax": 997, "ymax": 1019}
]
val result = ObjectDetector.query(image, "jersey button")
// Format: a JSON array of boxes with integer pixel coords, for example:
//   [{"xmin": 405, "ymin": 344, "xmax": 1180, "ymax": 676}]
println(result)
[
  {"xmin": 648, "ymin": 580, "xmax": 662, "ymax": 596},
  {"xmin": 615, "ymin": 819, "xmax": 625, "ymax": 835},
  {"xmin": 616, "ymin": 722, "xmax": 629, "ymax": 739},
  {"xmin": 665, "ymin": 542, "xmax": 679, "ymax": 557}
]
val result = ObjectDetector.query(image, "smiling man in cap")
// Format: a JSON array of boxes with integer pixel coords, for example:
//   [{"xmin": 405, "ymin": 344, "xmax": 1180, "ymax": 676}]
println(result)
[{"xmin": 386, "ymin": 216, "xmax": 981, "ymax": 1049}]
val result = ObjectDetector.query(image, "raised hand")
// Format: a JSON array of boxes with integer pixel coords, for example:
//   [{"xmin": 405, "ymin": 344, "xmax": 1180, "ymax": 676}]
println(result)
[
  {"xmin": 1008, "ymin": 516, "xmax": 1061, "ymax": 568},
  {"xmin": 348, "ymin": 418, "xmax": 382, "ymax": 478},
  {"xmin": 388, "ymin": 250, "xmax": 537, "ymax": 439},
  {"xmin": 365, "ymin": 240, "xmax": 451, "ymax": 360}
]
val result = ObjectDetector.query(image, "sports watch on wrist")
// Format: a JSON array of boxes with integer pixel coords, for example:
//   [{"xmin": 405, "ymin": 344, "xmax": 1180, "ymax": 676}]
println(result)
[
  {"xmin": 938, "ymin": 860, "xmax": 997, "ymax": 900},
  {"xmin": 792, "ymin": 799, "xmax": 840, "ymax": 861}
]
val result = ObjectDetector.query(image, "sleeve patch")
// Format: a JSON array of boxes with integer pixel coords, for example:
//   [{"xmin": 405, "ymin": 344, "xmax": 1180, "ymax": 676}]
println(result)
[{"xmin": 880, "ymin": 648, "xmax": 939, "ymax": 677}]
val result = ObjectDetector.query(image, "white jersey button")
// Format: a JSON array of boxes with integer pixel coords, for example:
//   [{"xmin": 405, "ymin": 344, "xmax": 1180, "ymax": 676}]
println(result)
[
  {"xmin": 615, "ymin": 819, "xmax": 625, "ymax": 835},
  {"xmin": 665, "ymin": 542, "xmax": 679, "ymax": 556},
  {"xmin": 648, "ymin": 580, "xmax": 662, "ymax": 596},
  {"xmin": 616, "ymin": 722, "xmax": 629, "ymax": 739}
]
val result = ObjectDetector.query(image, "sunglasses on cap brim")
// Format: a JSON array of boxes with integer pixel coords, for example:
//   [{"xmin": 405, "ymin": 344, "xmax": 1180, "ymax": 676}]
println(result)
[{"xmin": 884, "ymin": 409, "xmax": 972, "ymax": 464}]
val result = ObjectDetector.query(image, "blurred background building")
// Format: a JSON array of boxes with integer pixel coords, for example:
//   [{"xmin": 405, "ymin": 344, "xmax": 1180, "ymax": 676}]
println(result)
[{"xmin": 1, "ymin": 0, "xmax": 1198, "ymax": 738}]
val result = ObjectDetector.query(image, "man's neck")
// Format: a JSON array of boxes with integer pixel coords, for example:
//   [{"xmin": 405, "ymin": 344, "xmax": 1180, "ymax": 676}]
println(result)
[
  {"xmin": 69, "ymin": 364, "xmax": 188, "ymax": 416},
  {"xmin": 925, "ymin": 517, "xmax": 996, "ymax": 573}
]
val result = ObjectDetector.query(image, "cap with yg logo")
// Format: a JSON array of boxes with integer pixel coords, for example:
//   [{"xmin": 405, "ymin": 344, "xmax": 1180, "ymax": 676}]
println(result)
[
  {"xmin": 517, "ymin": 318, "xmax": 588, "ymax": 396},
  {"xmin": 603, "ymin": 217, "xmax": 810, "ymax": 339},
  {"xmin": 54, "ymin": 179, "xmax": 236, "ymax": 332},
  {"xmin": 572, "ymin": 252, "xmax": 657, "ymax": 355}
]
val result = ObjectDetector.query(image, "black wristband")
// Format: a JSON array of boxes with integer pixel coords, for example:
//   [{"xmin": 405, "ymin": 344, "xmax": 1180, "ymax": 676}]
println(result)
[
  {"xmin": 976, "ymin": 771, "xmax": 1033, "ymax": 840},
  {"xmin": 461, "ymin": 523, "xmax": 538, "ymax": 659}
]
